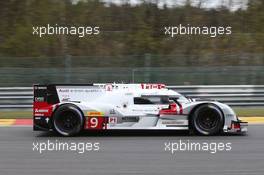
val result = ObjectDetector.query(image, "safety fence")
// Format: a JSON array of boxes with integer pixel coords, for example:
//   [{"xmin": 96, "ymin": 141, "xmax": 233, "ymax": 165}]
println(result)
[
  {"xmin": 1, "ymin": 67, "xmax": 264, "ymax": 86},
  {"xmin": 0, "ymin": 85, "xmax": 263, "ymax": 110}
]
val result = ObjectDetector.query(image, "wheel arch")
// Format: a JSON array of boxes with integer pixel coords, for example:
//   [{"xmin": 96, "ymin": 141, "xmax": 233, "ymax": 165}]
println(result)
[
  {"xmin": 51, "ymin": 103, "xmax": 85, "ymax": 128},
  {"xmin": 52, "ymin": 103, "xmax": 85, "ymax": 116},
  {"xmin": 188, "ymin": 102, "xmax": 225, "ymax": 129}
]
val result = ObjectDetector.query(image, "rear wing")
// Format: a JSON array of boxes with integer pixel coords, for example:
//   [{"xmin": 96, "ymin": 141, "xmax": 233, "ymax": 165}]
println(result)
[{"xmin": 33, "ymin": 84, "xmax": 60, "ymax": 105}]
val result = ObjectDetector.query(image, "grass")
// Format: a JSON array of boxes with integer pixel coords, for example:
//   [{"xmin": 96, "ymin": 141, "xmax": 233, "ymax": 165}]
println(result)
[
  {"xmin": 0, "ymin": 107, "xmax": 263, "ymax": 119},
  {"xmin": 233, "ymin": 107, "xmax": 264, "ymax": 117},
  {"xmin": 0, "ymin": 111, "xmax": 32, "ymax": 119}
]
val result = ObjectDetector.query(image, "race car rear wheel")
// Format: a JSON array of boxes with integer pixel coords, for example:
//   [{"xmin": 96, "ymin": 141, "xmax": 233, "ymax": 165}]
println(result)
[
  {"xmin": 190, "ymin": 104, "xmax": 224, "ymax": 136},
  {"xmin": 53, "ymin": 104, "xmax": 84, "ymax": 136}
]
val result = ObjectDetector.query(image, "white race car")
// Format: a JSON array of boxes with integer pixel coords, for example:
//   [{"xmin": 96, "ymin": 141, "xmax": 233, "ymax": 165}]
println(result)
[{"xmin": 33, "ymin": 83, "xmax": 247, "ymax": 136}]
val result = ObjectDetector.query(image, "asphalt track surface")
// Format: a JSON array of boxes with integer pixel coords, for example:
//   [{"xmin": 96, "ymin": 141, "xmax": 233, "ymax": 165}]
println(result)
[{"xmin": 0, "ymin": 125, "xmax": 263, "ymax": 175}]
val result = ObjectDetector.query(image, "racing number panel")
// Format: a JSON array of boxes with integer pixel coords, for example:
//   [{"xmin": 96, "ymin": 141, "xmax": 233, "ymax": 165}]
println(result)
[{"xmin": 85, "ymin": 116, "xmax": 107, "ymax": 130}]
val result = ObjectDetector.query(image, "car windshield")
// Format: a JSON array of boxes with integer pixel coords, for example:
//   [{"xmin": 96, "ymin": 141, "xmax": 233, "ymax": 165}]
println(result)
[
  {"xmin": 169, "ymin": 95, "xmax": 190, "ymax": 104},
  {"xmin": 178, "ymin": 95, "xmax": 190, "ymax": 103},
  {"xmin": 134, "ymin": 96, "xmax": 170, "ymax": 105}
]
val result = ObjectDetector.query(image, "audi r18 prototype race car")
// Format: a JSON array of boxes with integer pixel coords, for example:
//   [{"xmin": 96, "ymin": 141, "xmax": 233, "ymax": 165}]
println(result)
[{"xmin": 33, "ymin": 83, "xmax": 247, "ymax": 136}]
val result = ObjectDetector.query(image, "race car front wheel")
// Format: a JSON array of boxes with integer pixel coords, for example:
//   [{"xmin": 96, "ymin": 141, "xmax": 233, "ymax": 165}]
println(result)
[
  {"xmin": 53, "ymin": 104, "xmax": 84, "ymax": 136},
  {"xmin": 190, "ymin": 104, "xmax": 224, "ymax": 136}
]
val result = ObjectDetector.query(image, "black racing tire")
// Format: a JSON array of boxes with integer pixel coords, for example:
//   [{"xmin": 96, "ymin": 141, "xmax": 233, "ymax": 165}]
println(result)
[
  {"xmin": 190, "ymin": 104, "xmax": 224, "ymax": 136},
  {"xmin": 52, "ymin": 104, "xmax": 84, "ymax": 136}
]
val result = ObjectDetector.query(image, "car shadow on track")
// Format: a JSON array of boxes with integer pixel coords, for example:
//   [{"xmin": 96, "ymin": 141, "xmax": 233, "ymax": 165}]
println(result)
[{"xmin": 34, "ymin": 130, "xmax": 246, "ymax": 138}]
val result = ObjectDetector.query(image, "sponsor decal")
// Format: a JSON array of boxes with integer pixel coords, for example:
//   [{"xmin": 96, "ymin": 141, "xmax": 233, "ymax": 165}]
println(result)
[
  {"xmin": 105, "ymin": 84, "xmax": 113, "ymax": 91},
  {"xmin": 162, "ymin": 120, "xmax": 186, "ymax": 125},
  {"xmin": 33, "ymin": 102, "xmax": 54, "ymax": 117},
  {"xmin": 34, "ymin": 97, "xmax": 45, "ymax": 102},
  {"xmin": 108, "ymin": 117, "xmax": 117, "ymax": 124},
  {"xmin": 34, "ymin": 86, "xmax": 47, "ymax": 90},
  {"xmin": 45, "ymin": 117, "xmax": 50, "ymax": 123},
  {"xmin": 121, "ymin": 117, "xmax": 139, "ymax": 122},
  {"xmin": 141, "ymin": 83, "xmax": 166, "ymax": 89},
  {"xmin": 62, "ymin": 97, "xmax": 70, "ymax": 102},
  {"xmin": 34, "ymin": 108, "xmax": 51, "ymax": 116},
  {"xmin": 87, "ymin": 111, "xmax": 104, "ymax": 116},
  {"xmin": 35, "ymin": 109, "xmax": 49, "ymax": 113},
  {"xmin": 34, "ymin": 113, "xmax": 44, "ymax": 116},
  {"xmin": 58, "ymin": 89, "xmax": 69, "ymax": 92}
]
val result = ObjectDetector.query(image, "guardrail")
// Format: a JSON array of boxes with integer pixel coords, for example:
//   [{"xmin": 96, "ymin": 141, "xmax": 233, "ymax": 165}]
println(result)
[
  {"xmin": 0, "ymin": 87, "xmax": 32, "ymax": 109},
  {"xmin": 0, "ymin": 85, "xmax": 263, "ymax": 110}
]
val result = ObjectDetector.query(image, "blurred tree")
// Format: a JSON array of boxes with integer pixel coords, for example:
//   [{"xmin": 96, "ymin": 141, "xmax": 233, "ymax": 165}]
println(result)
[{"xmin": 0, "ymin": 0, "xmax": 262, "ymax": 66}]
